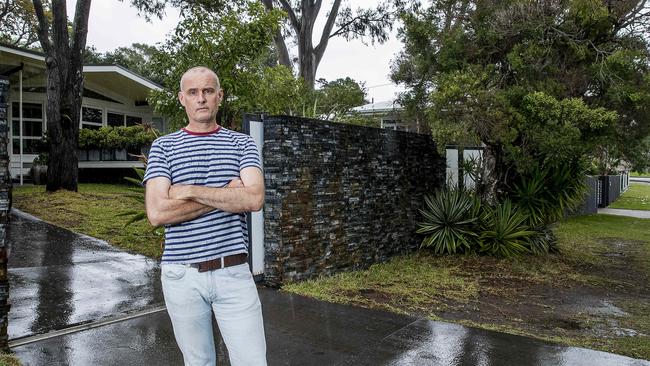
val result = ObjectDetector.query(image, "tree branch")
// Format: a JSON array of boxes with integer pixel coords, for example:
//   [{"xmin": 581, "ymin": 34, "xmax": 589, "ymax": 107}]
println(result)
[
  {"xmin": 278, "ymin": 0, "xmax": 301, "ymax": 32},
  {"xmin": 32, "ymin": 0, "xmax": 52, "ymax": 54},
  {"xmin": 51, "ymin": 0, "xmax": 70, "ymax": 56},
  {"xmin": 71, "ymin": 0, "xmax": 93, "ymax": 65},
  {"xmin": 0, "ymin": 0, "xmax": 11, "ymax": 22},
  {"xmin": 261, "ymin": 0, "xmax": 291, "ymax": 68},
  {"xmin": 314, "ymin": 0, "xmax": 341, "ymax": 65},
  {"xmin": 328, "ymin": 13, "xmax": 389, "ymax": 39}
]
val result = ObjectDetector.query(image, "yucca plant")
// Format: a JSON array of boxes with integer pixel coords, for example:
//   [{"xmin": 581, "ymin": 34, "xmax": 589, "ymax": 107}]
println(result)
[
  {"xmin": 417, "ymin": 190, "xmax": 482, "ymax": 255},
  {"xmin": 527, "ymin": 224, "xmax": 559, "ymax": 255},
  {"xmin": 479, "ymin": 199, "xmax": 534, "ymax": 258},
  {"xmin": 512, "ymin": 164, "xmax": 587, "ymax": 225}
]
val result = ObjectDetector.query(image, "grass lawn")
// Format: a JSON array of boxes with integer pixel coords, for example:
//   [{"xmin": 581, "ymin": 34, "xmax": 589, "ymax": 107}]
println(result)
[
  {"xmin": 284, "ymin": 214, "xmax": 650, "ymax": 360},
  {"xmin": 13, "ymin": 184, "xmax": 162, "ymax": 258},
  {"xmin": 631, "ymin": 171, "xmax": 650, "ymax": 178},
  {"xmin": 0, "ymin": 354, "xmax": 21, "ymax": 366},
  {"xmin": 609, "ymin": 183, "xmax": 650, "ymax": 210}
]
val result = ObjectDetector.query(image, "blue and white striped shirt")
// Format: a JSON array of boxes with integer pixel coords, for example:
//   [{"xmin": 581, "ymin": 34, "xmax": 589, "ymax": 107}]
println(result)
[{"xmin": 143, "ymin": 126, "xmax": 262, "ymax": 264}]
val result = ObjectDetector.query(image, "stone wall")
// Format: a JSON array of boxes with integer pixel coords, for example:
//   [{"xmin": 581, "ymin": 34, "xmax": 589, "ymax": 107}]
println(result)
[
  {"xmin": 0, "ymin": 76, "xmax": 11, "ymax": 350},
  {"xmin": 262, "ymin": 116, "xmax": 446, "ymax": 286}
]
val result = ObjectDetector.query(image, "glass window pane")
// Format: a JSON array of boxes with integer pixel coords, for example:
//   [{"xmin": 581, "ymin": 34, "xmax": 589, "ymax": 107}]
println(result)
[
  {"xmin": 12, "ymin": 102, "xmax": 43, "ymax": 119},
  {"xmin": 126, "ymin": 115, "xmax": 142, "ymax": 126},
  {"xmin": 82, "ymin": 107, "xmax": 103, "ymax": 123},
  {"xmin": 24, "ymin": 139, "xmax": 41, "ymax": 154},
  {"xmin": 11, "ymin": 121, "xmax": 44, "ymax": 137},
  {"xmin": 24, "ymin": 121, "xmax": 43, "ymax": 137},
  {"xmin": 107, "ymin": 112, "xmax": 125, "ymax": 127},
  {"xmin": 12, "ymin": 139, "xmax": 41, "ymax": 154}
]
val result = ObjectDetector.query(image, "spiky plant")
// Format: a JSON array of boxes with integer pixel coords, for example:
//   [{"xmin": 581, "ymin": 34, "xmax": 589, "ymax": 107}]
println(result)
[{"xmin": 417, "ymin": 190, "xmax": 482, "ymax": 255}]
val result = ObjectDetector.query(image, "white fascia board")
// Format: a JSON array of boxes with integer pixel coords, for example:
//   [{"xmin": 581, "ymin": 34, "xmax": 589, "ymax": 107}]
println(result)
[
  {"xmin": 0, "ymin": 45, "xmax": 45, "ymax": 62},
  {"xmin": 83, "ymin": 65, "xmax": 162, "ymax": 91}
]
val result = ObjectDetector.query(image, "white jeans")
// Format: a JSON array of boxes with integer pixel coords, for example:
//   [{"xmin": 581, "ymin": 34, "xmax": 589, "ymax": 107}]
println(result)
[{"xmin": 161, "ymin": 262, "xmax": 267, "ymax": 366}]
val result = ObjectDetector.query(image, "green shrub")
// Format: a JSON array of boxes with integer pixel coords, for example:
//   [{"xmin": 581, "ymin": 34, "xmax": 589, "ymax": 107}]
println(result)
[
  {"xmin": 417, "ymin": 189, "xmax": 482, "ymax": 255},
  {"xmin": 78, "ymin": 125, "xmax": 158, "ymax": 150},
  {"xmin": 478, "ymin": 199, "xmax": 535, "ymax": 258}
]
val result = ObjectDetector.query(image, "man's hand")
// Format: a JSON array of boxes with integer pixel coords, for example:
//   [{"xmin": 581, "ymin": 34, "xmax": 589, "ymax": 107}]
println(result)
[
  {"xmin": 226, "ymin": 178, "xmax": 244, "ymax": 188},
  {"xmin": 169, "ymin": 177, "xmax": 243, "ymax": 200},
  {"xmin": 168, "ymin": 184, "xmax": 192, "ymax": 201}
]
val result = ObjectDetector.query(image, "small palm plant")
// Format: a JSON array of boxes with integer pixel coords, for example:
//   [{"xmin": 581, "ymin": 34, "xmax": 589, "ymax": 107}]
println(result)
[
  {"xmin": 117, "ymin": 121, "xmax": 161, "ymax": 232},
  {"xmin": 117, "ymin": 165, "xmax": 149, "ymax": 226},
  {"xmin": 417, "ymin": 189, "xmax": 482, "ymax": 255}
]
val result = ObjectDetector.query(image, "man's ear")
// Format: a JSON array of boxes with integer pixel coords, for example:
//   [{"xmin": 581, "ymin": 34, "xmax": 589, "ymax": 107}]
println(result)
[{"xmin": 178, "ymin": 91, "xmax": 186, "ymax": 107}]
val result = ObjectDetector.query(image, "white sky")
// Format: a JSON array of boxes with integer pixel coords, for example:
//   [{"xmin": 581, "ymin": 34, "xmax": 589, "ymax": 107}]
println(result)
[{"xmin": 68, "ymin": 0, "xmax": 405, "ymax": 103}]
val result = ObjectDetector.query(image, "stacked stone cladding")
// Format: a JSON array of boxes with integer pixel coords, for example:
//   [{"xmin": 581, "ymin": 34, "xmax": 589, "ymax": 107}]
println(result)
[{"xmin": 262, "ymin": 116, "xmax": 446, "ymax": 286}]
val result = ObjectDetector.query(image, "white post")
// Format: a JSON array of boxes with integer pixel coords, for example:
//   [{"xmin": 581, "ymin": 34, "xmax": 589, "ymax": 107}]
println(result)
[{"xmin": 19, "ymin": 70, "xmax": 23, "ymax": 186}]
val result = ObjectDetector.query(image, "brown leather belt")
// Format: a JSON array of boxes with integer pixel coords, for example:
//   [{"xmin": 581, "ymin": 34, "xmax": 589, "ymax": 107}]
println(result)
[{"xmin": 190, "ymin": 253, "xmax": 248, "ymax": 273}]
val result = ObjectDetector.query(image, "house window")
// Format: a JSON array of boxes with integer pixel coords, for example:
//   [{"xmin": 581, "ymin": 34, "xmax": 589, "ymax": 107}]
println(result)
[
  {"xmin": 126, "ymin": 115, "xmax": 142, "ymax": 126},
  {"xmin": 381, "ymin": 119, "xmax": 398, "ymax": 131},
  {"xmin": 81, "ymin": 106, "xmax": 103, "ymax": 129},
  {"xmin": 11, "ymin": 102, "xmax": 44, "ymax": 155},
  {"xmin": 107, "ymin": 112, "xmax": 125, "ymax": 127}
]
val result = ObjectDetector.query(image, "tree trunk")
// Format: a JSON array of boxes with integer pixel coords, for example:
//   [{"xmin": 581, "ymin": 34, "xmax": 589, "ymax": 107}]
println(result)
[
  {"xmin": 33, "ymin": 0, "xmax": 92, "ymax": 192},
  {"xmin": 297, "ymin": 2, "xmax": 316, "ymax": 90},
  {"xmin": 482, "ymin": 144, "xmax": 506, "ymax": 204},
  {"xmin": 44, "ymin": 55, "xmax": 82, "ymax": 192}
]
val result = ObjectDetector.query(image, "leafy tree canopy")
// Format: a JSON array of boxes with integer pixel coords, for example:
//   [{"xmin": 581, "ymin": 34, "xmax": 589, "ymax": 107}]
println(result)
[
  {"xmin": 392, "ymin": 0, "xmax": 650, "ymax": 195},
  {"xmin": 0, "ymin": 0, "xmax": 48, "ymax": 48},
  {"xmin": 146, "ymin": 1, "xmax": 305, "ymax": 130},
  {"xmin": 125, "ymin": 0, "xmax": 395, "ymax": 90},
  {"xmin": 314, "ymin": 77, "xmax": 368, "ymax": 121}
]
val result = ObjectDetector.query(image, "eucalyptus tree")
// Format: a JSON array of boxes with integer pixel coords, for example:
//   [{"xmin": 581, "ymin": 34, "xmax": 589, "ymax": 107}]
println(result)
[
  {"xmin": 127, "ymin": 0, "xmax": 395, "ymax": 90},
  {"xmin": 32, "ymin": 0, "xmax": 92, "ymax": 192}
]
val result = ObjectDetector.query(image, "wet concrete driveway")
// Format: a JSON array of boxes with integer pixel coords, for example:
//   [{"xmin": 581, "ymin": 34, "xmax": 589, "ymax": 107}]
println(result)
[
  {"xmin": 7, "ymin": 209, "xmax": 650, "ymax": 365},
  {"xmin": 7, "ymin": 210, "xmax": 163, "ymax": 339}
]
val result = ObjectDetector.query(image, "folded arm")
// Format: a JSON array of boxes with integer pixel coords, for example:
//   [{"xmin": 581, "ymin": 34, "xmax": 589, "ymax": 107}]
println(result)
[
  {"xmin": 145, "ymin": 176, "xmax": 215, "ymax": 227},
  {"xmin": 169, "ymin": 167, "xmax": 265, "ymax": 213}
]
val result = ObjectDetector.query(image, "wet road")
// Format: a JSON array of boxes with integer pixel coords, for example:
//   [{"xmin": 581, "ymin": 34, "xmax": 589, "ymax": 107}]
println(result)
[
  {"xmin": 12, "ymin": 289, "xmax": 650, "ymax": 366},
  {"xmin": 7, "ymin": 209, "xmax": 163, "ymax": 339},
  {"xmin": 8, "ymin": 209, "xmax": 650, "ymax": 365}
]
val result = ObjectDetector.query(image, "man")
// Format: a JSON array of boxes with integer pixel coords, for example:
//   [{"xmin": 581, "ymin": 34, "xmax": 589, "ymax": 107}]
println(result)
[{"xmin": 143, "ymin": 66, "xmax": 267, "ymax": 366}]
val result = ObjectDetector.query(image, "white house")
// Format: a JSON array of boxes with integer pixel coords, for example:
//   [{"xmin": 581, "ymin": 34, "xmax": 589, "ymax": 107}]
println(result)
[
  {"xmin": 351, "ymin": 100, "xmax": 424, "ymax": 133},
  {"xmin": 0, "ymin": 43, "xmax": 168, "ymax": 181}
]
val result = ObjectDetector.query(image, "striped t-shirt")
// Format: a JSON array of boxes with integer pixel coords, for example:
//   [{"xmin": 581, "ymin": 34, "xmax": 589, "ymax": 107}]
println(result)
[{"xmin": 142, "ymin": 126, "xmax": 262, "ymax": 264}]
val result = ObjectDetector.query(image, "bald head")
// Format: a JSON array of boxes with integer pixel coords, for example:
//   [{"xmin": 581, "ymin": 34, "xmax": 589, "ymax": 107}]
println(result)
[{"xmin": 180, "ymin": 66, "xmax": 220, "ymax": 91}]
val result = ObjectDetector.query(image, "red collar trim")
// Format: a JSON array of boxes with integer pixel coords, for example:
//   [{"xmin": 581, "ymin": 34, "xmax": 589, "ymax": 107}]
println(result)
[{"xmin": 182, "ymin": 126, "xmax": 221, "ymax": 136}]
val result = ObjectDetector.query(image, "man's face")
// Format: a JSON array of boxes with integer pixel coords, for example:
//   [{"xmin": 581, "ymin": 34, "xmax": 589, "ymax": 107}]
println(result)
[{"xmin": 178, "ymin": 71, "xmax": 223, "ymax": 124}]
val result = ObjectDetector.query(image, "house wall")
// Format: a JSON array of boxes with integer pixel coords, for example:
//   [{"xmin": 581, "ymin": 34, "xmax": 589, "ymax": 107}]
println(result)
[
  {"xmin": 8, "ymin": 87, "xmax": 164, "ymax": 179},
  {"xmin": 262, "ymin": 116, "xmax": 446, "ymax": 286}
]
